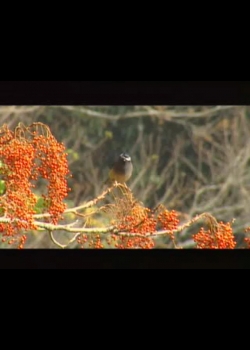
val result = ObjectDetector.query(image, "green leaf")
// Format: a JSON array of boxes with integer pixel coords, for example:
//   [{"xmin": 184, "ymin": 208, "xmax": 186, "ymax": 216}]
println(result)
[
  {"xmin": 34, "ymin": 197, "xmax": 46, "ymax": 214},
  {"xmin": 105, "ymin": 130, "xmax": 113, "ymax": 139},
  {"xmin": 67, "ymin": 149, "xmax": 79, "ymax": 161},
  {"xmin": 0, "ymin": 180, "xmax": 6, "ymax": 195}
]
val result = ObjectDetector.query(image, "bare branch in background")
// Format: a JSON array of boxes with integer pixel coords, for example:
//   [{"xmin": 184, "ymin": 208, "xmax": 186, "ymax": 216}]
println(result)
[{"xmin": 54, "ymin": 105, "xmax": 237, "ymax": 121}]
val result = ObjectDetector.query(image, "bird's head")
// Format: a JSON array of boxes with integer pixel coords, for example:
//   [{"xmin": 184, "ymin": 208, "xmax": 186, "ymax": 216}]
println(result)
[{"xmin": 119, "ymin": 153, "xmax": 131, "ymax": 162}]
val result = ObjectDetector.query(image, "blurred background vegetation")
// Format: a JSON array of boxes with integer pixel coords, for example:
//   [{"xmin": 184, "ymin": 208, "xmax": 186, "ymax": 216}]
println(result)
[{"xmin": 1, "ymin": 105, "xmax": 250, "ymax": 248}]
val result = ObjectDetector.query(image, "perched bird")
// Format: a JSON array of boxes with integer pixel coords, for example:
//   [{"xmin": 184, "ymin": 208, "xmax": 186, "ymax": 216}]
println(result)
[{"xmin": 104, "ymin": 153, "xmax": 133, "ymax": 185}]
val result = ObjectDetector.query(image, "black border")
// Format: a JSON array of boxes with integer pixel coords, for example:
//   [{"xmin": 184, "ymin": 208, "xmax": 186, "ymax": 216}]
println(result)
[
  {"xmin": 0, "ymin": 81, "xmax": 250, "ymax": 105},
  {"xmin": 1, "ymin": 249, "xmax": 250, "ymax": 269}
]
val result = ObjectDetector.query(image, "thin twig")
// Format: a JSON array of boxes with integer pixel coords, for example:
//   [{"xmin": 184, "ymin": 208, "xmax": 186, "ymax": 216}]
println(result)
[{"xmin": 48, "ymin": 230, "xmax": 82, "ymax": 249}]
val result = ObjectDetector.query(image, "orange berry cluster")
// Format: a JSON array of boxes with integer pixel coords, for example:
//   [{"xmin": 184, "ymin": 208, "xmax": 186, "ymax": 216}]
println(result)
[
  {"xmin": 157, "ymin": 209, "xmax": 179, "ymax": 242},
  {"xmin": 0, "ymin": 127, "xmax": 38, "ymax": 248},
  {"xmin": 0, "ymin": 123, "xmax": 70, "ymax": 248},
  {"xmin": 0, "ymin": 223, "xmax": 27, "ymax": 249},
  {"xmin": 193, "ymin": 222, "xmax": 236, "ymax": 249},
  {"xmin": 244, "ymin": 227, "xmax": 250, "ymax": 248},
  {"xmin": 244, "ymin": 238, "xmax": 250, "ymax": 248},
  {"xmin": 114, "ymin": 205, "xmax": 155, "ymax": 248},
  {"xmin": 77, "ymin": 234, "xmax": 89, "ymax": 248},
  {"xmin": 118, "ymin": 206, "xmax": 157, "ymax": 233},
  {"xmin": 115, "ymin": 235, "xmax": 155, "ymax": 249},
  {"xmin": 32, "ymin": 134, "xmax": 70, "ymax": 224},
  {"xmin": 106, "ymin": 205, "xmax": 180, "ymax": 249},
  {"xmin": 77, "ymin": 234, "xmax": 105, "ymax": 249},
  {"xmin": 157, "ymin": 209, "xmax": 179, "ymax": 231}
]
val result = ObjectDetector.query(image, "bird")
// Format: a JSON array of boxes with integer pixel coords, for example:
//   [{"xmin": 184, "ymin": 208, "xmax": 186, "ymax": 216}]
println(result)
[{"xmin": 104, "ymin": 153, "xmax": 133, "ymax": 185}]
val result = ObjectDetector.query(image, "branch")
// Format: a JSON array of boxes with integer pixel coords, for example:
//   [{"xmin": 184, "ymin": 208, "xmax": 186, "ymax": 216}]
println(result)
[
  {"xmin": 0, "ymin": 211, "xmax": 217, "ymax": 249},
  {"xmin": 55, "ymin": 105, "xmax": 237, "ymax": 121},
  {"xmin": 0, "ymin": 216, "xmax": 115, "ymax": 234},
  {"xmin": 33, "ymin": 182, "xmax": 124, "ymax": 219},
  {"xmin": 48, "ymin": 230, "xmax": 82, "ymax": 249},
  {"xmin": 114, "ymin": 212, "xmax": 217, "ymax": 238}
]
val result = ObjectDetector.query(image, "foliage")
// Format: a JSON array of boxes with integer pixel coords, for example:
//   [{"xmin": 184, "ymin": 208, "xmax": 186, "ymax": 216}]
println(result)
[{"xmin": 0, "ymin": 122, "xmax": 70, "ymax": 248}]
